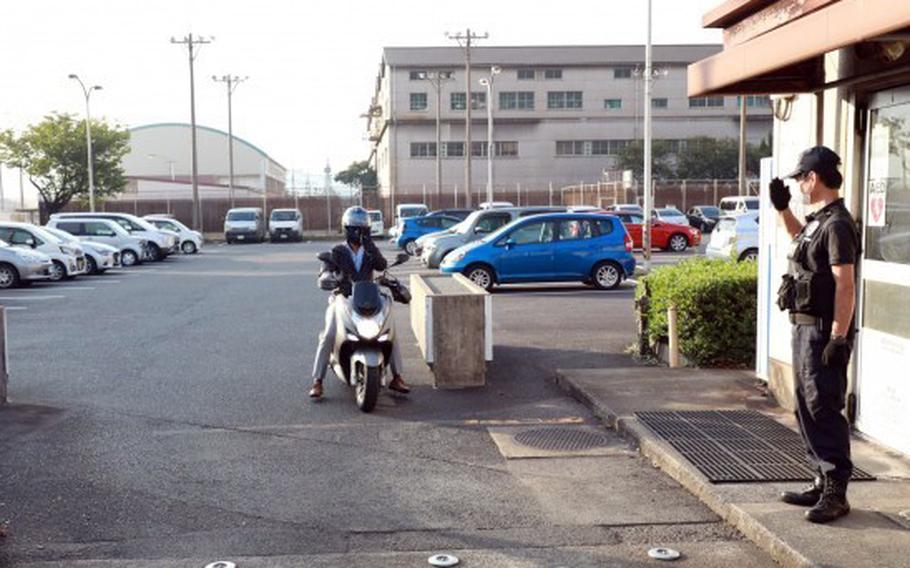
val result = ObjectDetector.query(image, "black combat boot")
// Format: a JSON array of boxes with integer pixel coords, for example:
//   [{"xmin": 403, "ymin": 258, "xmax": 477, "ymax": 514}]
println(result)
[
  {"xmin": 805, "ymin": 477, "xmax": 850, "ymax": 523},
  {"xmin": 780, "ymin": 476, "xmax": 823, "ymax": 506}
]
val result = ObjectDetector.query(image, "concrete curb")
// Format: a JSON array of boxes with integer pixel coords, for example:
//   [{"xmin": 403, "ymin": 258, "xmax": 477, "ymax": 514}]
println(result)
[{"xmin": 554, "ymin": 370, "xmax": 814, "ymax": 568}]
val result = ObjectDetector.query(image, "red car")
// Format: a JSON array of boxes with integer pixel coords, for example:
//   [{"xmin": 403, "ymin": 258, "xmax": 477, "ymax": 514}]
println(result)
[{"xmin": 609, "ymin": 212, "xmax": 701, "ymax": 252}]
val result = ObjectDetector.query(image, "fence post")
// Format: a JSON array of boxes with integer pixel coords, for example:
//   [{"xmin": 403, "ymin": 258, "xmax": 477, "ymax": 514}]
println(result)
[
  {"xmin": 668, "ymin": 304, "xmax": 680, "ymax": 368},
  {"xmin": 0, "ymin": 306, "xmax": 7, "ymax": 404},
  {"xmin": 549, "ymin": 181, "xmax": 553, "ymax": 206},
  {"xmin": 681, "ymin": 180, "xmax": 687, "ymax": 211},
  {"xmin": 713, "ymin": 179, "xmax": 719, "ymax": 205}
]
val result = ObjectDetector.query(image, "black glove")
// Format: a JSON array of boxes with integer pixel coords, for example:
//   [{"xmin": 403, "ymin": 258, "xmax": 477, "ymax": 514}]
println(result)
[
  {"xmin": 769, "ymin": 177, "xmax": 791, "ymax": 212},
  {"xmin": 821, "ymin": 336, "xmax": 850, "ymax": 367}
]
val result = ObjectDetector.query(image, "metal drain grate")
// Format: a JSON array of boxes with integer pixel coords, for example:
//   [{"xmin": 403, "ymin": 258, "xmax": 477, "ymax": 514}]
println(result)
[
  {"xmin": 512, "ymin": 427, "xmax": 611, "ymax": 452},
  {"xmin": 636, "ymin": 410, "xmax": 876, "ymax": 484}
]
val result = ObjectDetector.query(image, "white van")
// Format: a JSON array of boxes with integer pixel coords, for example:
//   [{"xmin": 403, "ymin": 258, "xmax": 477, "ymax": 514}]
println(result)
[
  {"xmin": 718, "ymin": 196, "xmax": 760, "ymax": 216},
  {"xmin": 224, "ymin": 207, "xmax": 267, "ymax": 243},
  {"xmin": 368, "ymin": 210, "xmax": 384, "ymax": 237},
  {"xmin": 47, "ymin": 217, "xmax": 148, "ymax": 267},
  {"xmin": 268, "ymin": 208, "xmax": 304, "ymax": 242}
]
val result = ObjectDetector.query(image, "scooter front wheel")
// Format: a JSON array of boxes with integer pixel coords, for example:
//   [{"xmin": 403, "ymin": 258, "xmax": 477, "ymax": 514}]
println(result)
[{"xmin": 355, "ymin": 365, "xmax": 381, "ymax": 412}]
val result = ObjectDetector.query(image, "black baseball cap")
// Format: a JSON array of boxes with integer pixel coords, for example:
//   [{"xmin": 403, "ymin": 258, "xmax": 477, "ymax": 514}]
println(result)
[{"xmin": 785, "ymin": 145, "xmax": 842, "ymax": 179}]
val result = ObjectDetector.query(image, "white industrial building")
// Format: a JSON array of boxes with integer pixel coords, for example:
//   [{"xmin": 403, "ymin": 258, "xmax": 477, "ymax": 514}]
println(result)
[
  {"xmin": 366, "ymin": 44, "xmax": 773, "ymax": 199},
  {"xmin": 119, "ymin": 123, "xmax": 286, "ymax": 201}
]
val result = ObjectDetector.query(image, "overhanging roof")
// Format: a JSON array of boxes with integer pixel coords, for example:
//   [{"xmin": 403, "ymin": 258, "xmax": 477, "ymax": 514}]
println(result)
[{"xmin": 688, "ymin": 0, "xmax": 910, "ymax": 96}]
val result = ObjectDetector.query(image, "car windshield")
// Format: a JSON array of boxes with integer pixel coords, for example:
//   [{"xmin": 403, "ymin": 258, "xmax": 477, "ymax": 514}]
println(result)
[
  {"xmin": 228, "ymin": 211, "xmax": 256, "ymax": 221},
  {"xmin": 369, "ymin": 212, "xmax": 381, "ymax": 221},
  {"xmin": 720, "ymin": 201, "xmax": 738, "ymax": 211},
  {"xmin": 43, "ymin": 227, "xmax": 77, "ymax": 244},
  {"xmin": 657, "ymin": 208, "xmax": 684, "ymax": 217},
  {"xmin": 746, "ymin": 200, "xmax": 759, "ymax": 210},
  {"xmin": 271, "ymin": 211, "xmax": 297, "ymax": 221},
  {"xmin": 700, "ymin": 206, "xmax": 721, "ymax": 216},
  {"xmin": 455, "ymin": 212, "xmax": 483, "ymax": 234},
  {"xmin": 31, "ymin": 225, "xmax": 64, "ymax": 244}
]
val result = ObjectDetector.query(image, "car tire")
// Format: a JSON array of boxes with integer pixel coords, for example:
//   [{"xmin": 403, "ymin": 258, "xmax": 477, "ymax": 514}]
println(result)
[
  {"xmin": 85, "ymin": 255, "xmax": 98, "ymax": 275},
  {"xmin": 0, "ymin": 263, "xmax": 20, "ymax": 289},
  {"xmin": 148, "ymin": 242, "xmax": 164, "ymax": 261},
  {"xmin": 404, "ymin": 240, "xmax": 418, "ymax": 256},
  {"xmin": 464, "ymin": 264, "xmax": 495, "ymax": 291},
  {"xmin": 49, "ymin": 260, "xmax": 67, "ymax": 282},
  {"xmin": 739, "ymin": 248, "xmax": 759, "ymax": 262},
  {"xmin": 181, "ymin": 241, "xmax": 197, "ymax": 254},
  {"xmin": 591, "ymin": 261, "xmax": 623, "ymax": 290},
  {"xmin": 121, "ymin": 249, "xmax": 139, "ymax": 267},
  {"xmin": 667, "ymin": 234, "xmax": 689, "ymax": 252}
]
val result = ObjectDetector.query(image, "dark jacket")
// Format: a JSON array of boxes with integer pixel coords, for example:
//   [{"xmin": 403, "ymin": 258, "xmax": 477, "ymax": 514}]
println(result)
[{"xmin": 329, "ymin": 240, "xmax": 387, "ymax": 283}]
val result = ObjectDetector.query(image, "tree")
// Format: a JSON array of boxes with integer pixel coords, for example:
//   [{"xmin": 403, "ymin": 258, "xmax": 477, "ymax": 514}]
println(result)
[
  {"xmin": 615, "ymin": 140, "xmax": 675, "ymax": 180},
  {"xmin": 334, "ymin": 160, "xmax": 377, "ymax": 192},
  {"xmin": 675, "ymin": 137, "xmax": 740, "ymax": 179},
  {"xmin": 0, "ymin": 113, "xmax": 130, "ymax": 216}
]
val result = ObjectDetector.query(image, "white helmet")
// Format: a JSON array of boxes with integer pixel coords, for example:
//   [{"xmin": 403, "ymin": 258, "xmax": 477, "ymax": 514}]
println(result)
[{"xmin": 342, "ymin": 206, "xmax": 370, "ymax": 229}]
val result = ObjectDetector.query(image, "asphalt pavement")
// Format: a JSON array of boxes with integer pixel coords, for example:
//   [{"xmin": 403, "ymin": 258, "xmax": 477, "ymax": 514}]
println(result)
[{"xmin": 0, "ymin": 241, "xmax": 771, "ymax": 567}]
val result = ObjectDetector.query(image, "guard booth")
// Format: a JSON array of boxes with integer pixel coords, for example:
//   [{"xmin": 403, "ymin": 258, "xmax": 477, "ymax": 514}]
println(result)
[{"xmin": 690, "ymin": 0, "xmax": 910, "ymax": 457}]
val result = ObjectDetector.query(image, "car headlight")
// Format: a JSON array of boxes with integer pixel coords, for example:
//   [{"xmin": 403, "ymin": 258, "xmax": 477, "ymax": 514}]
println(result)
[{"xmin": 448, "ymin": 250, "xmax": 467, "ymax": 263}]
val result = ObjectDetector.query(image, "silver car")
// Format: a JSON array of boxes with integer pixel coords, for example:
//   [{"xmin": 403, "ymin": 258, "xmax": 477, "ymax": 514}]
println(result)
[
  {"xmin": 0, "ymin": 240, "xmax": 53, "ymax": 289},
  {"xmin": 421, "ymin": 207, "xmax": 565, "ymax": 268},
  {"xmin": 44, "ymin": 226, "xmax": 120, "ymax": 274}
]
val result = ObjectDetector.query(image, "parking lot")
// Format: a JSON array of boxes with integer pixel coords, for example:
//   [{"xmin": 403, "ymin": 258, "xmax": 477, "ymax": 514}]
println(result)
[{"xmin": 0, "ymin": 240, "xmax": 771, "ymax": 567}]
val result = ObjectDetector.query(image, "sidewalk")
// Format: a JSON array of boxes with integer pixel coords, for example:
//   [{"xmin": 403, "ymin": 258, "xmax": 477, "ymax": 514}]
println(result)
[{"xmin": 555, "ymin": 366, "xmax": 910, "ymax": 568}]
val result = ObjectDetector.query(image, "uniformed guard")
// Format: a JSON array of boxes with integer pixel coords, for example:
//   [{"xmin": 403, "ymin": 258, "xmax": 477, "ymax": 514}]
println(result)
[{"xmin": 770, "ymin": 146, "xmax": 859, "ymax": 524}]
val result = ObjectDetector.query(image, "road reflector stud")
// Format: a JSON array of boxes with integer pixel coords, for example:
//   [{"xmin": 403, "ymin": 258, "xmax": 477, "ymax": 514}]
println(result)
[
  {"xmin": 204, "ymin": 562, "xmax": 237, "ymax": 568},
  {"xmin": 428, "ymin": 553, "xmax": 459, "ymax": 567},
  {"xmin": 648, "ymin": 548, "xmax": 681, "ymax": 561}
]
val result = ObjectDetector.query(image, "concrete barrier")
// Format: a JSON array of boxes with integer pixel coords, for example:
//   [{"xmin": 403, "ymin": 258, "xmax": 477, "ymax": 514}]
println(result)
[{"xmin": 410, "ymin": 273, "xmax": 491, "ymax": 388}]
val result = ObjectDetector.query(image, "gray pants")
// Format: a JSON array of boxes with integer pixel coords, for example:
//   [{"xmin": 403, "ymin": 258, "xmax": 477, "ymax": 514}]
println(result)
[{"xmin": 312, "ymin": 295, "xmax": 403, "ymax": 381}]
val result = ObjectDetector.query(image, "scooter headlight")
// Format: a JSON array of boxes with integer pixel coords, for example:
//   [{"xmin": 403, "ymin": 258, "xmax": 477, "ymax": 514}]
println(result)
[{"xmin": 354, "ymin": 317, "xmax": 381, "ymax": 339}]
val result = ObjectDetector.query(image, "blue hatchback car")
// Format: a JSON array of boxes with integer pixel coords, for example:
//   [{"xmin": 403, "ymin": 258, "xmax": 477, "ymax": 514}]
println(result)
[
  {"xmin": 393, "ymin": 215, "xmax": 462, "ymax": 255},
  {"xmin": 440, "ymin": 213, "xmax": 635, "ymax": 291}
]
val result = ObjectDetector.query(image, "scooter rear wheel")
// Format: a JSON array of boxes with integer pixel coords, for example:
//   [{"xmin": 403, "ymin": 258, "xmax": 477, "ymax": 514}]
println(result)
[{"xmin": 355, "ymin": 366, "xmax": 381, "ymax": 412}]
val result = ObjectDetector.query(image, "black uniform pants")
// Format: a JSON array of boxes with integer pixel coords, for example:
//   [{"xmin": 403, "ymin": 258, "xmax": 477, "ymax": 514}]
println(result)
[{"xmin": 792, "ymin": 323, "xmax": 853, "ymax": 482}]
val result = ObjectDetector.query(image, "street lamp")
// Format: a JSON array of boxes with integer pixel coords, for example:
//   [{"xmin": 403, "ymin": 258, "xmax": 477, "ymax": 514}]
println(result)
[
  {"xmin": 478, "ymin": 65, "xmax": 501, "ymax": 206},
  {"xmin": 68, "ymin": 74, "xmax": 102, "ymax": 212}
]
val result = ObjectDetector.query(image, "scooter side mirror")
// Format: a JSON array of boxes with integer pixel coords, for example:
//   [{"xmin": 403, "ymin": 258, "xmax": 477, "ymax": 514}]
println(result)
[{"xmin": 317, "ymin": 251, "xmax": 332, "ymax": 263}]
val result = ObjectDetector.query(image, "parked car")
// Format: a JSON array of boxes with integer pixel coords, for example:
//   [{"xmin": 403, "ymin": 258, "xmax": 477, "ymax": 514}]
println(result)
[
  {"xmin": 224, "ymin": 207, "xmax": 267, "ymax": 243},
  {"xmin": 427, "ymin": 208, "xmax": 473, "ymax": 221},
  {"xmin": 0, "ymin": 222, "xmax": 86, "ymax": 281},
  {"xmin": 604, "ymin": 203, "xmax": 644, "ymax": 214},
  {"xmin": 266, "ymin": 208, "xmax": 304, "ymax": 242},
  {"xmin": 421, "ymin": 206, "xmax": 566, "ymax": 268},
  {"xmin": 652, "ymin": 207, "xmax": 689, "ymax": 226},
  {"xmin": 568, "ymin": 205, "xmax": 602, "ymax": 213},
  {"xmin": 686, "ymin": 205, "xmax": 722, "ymax": 233},
  {"xmin": 613, "ymin": 212, "xmax": 702, "ymax": 252},
  {"xmin": 0, "ymin": 240, "xmax": 53, "ymax": 289},
  {"xmin": 718, "ymin": 196, "xmax": 760, "ymax": 216},
  {"xmin": 479, "ymin": 201, "xmax": 515, "ymax": 209},
  {"xmin": 51, "ymin": 212, "xmax": 178, "ymax": 260},
  {"xmin": 47, "ymin": 217, "xmax": 148, "ymax": 267},
  {"xmin": 145, "ymin": 215, "xmax": 204, "ymax": 253},
  {"xmin": 706, "ymin": 212, "xmax": 760, "ymax": 261},
  {"xmin": 393, "ymin": 215, "xmax": 462, "ymax": 255},
  {"xmin": 367, "ymin": 210, "xmax": 384, "ymax": 237},
  {"xmin": 389, "ymin": 203, "xmax": 429, "ymax": 239},
  {"xmin": 440, "ymin": 213, "xmax": 635, "ymax": 291},
  {"xmin": 43, "ymin": 226, "xmax": 119, "ymax": 274}
]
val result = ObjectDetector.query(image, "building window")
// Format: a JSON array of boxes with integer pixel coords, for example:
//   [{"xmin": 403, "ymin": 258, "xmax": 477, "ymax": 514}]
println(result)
[
  {"xmin": 444, "ymin": 142, "xmax": 464, "ymax": 157},
  {"xmin": 495, "ymin": 141, "xmax": 519, "ymax": 157},
  {"xmin": 409, "ymin": 70, "xmax": 427, "ymax": 80},
  {"xmin": 410, "ymin": 93, "xmax": 428, "ymax": 111},
  {"xmin": 548, "ymin": 91, "xmax": 583, "ymax": 109},
  {"xmin": 689, "ymin": 96, "xmax": 724, "ymax": 108},
  {"xmin": 500, "ymin": 91, "xmax": 535, "ymax": 110},
  {"xmin": 471, "ymin": 141, "xmax": 487, "ymax": 157},
  {"xmin": 517, "ymin": 68, "xmax": 535, "ymax": 80},
  {"xmin": 604, "ymin": 98, "xmax": 622, "ymax": 110},
  {"xmin": 590, "ymin": 140, "xmax": 630, "ymax": 155},
  {"xmin": 451, "ymin": 92, "xmax": 486, "ymax": 110},
  {"xmin": 737, "ymin": 95, "xmax": 771, "ymax": 108},
  {"xmin": 410, "ymin": 142, "xmax": 437, "ymax": 158},
  {"xmin": 544, "ymin": 68, "xmax": 563, "ymax": 79},
  {"xmin": 652, "ymin": 97, "xmax": 668, "ymax": 109},
  {"xmin": 614, "ymin": 67, "xmax": 633, "ymax": 79},
  {"xmin": 556, "ymin": 141, "xmax": 586, "ymax": 156}
]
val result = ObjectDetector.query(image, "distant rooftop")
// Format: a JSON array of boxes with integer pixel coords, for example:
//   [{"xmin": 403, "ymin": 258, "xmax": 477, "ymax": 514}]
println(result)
[{"xmin": 382, "ymin": 44, "xmax": 721, "ymax": 67}]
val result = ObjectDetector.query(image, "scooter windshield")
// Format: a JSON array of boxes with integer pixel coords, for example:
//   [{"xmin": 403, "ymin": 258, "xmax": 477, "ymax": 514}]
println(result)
[{"xmin": 352, "ymin": 282, "xmax": 382, "ymax": 317}]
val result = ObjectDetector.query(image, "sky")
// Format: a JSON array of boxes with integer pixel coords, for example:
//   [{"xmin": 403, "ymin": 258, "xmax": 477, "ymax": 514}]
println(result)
[{"xmin": 0, "ymin": 0, "xmax": 723, "ymax": 207}]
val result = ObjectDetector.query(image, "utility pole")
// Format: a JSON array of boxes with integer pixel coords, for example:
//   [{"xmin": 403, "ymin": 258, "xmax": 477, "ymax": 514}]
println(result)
[
  {"xmin": 324, "ymin": 161, "xmax": 333, "ymax": 234},
  {"xmin": 0, "ymin": 164, "xmax": 4, "ymax": 212},
  {"xmin": 447, "ymin": 28, "xmax": 487, "ymax": 209},
  {"xmin": 171, "ymin": 33, "xmax": 213, "ymax": 232},
  {"xmin": 19, "ymin": 168, "xmax": 24, "ymax": 209},
  {"xmin": 291, "ymin": 169, "xmax": 299, "ymax": 211},
  {"xmin": 213, "ymin": 74, "xmax": 247, "ymax": 208},
  {"xmin": 642, "ymin": 0, "xmax": 653, "ymax": 273},
  {"xmin": 738, "ymin": 99, "xmax": 748, "ymax": 196},
  {"xmin": 421, "ymin": 71, "xmax": 453, "ymax": 203}
]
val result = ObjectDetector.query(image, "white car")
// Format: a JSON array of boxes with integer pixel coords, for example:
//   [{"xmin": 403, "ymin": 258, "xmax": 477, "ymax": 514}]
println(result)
[
  {"xmin": 47, "ymin": 217, "xmax": 148, "ymax": 267},
  {"xmin": 653, "ymin": 207, "xmax": 689, "ymax": 226},
  {"xmin": 145, "ymin": 215, "xmax": 204, "ymax": 253},
  {"xmin": 706, "ymin": 212, "xmax": 760, "ymax": 261},
  {"xmin": 43, "ymin": 226, "xmax": 119, "ymax": 274},
  {"xmin": 0, "ymin": 222, "xmax": 86, "ymax": 281},
  {"xmin": 266, "ymin": 209, "xmax": 304, "ymax": 242},
  {"xmin": 718, "ymin": 196, "xmax": 760, "ymax": 216},
  {"xmin": 51, "ymin": 212, "xmax": 178, "ymax": 261}
]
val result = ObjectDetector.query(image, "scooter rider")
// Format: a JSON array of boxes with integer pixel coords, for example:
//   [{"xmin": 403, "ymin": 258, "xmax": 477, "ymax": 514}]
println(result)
[{"xmin": 309, "ymin": 206, "xmax": 411, "ymax": 399}]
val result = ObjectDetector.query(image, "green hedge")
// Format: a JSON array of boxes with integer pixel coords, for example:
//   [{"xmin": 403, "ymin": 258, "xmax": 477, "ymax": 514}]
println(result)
[{"xmin": 637, "ymin": 258, "xmax": 758, "ymax": 367}]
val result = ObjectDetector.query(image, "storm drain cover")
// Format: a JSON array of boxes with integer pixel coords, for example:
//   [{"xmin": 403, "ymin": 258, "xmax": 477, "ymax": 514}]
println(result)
[
  {"xmin": 635, "ymin": 410, "xmax": 876, "ymax": 484},
  {"xmin": 513, "ymin": 427, "xmax": 611, "ymax": 452}
]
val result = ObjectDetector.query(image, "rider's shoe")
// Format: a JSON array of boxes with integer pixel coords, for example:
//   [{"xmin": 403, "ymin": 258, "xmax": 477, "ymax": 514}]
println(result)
[
  {"xmin": 309, "ymin": 379, "xmax": 324, "ymax": 399},
  {"xmin": 388, "ymin": 375, "xmax": 411, "ymax": 394}
]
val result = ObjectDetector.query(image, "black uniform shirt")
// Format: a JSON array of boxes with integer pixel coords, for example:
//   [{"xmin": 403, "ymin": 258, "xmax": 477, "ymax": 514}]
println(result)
[{"xmin": 800, "ymin": 199, "xmax": 859, "ymax": 273}]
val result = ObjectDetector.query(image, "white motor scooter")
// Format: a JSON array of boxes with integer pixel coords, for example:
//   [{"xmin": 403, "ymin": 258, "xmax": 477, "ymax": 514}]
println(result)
[{"xmin": 317, "ymin": 252, "xmax": 410, "ymax": 412}]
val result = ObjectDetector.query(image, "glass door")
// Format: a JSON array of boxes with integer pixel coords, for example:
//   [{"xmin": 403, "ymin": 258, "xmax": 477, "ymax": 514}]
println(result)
[{"xmin": 855, "ymin": 86, "xmax": 910, "ymax": 455}]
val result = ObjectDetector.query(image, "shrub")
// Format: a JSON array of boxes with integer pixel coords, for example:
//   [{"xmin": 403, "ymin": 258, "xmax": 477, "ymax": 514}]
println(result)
[{"xmin": 637, "ymin": 258, "xmax": 758, "ymax": 367}]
